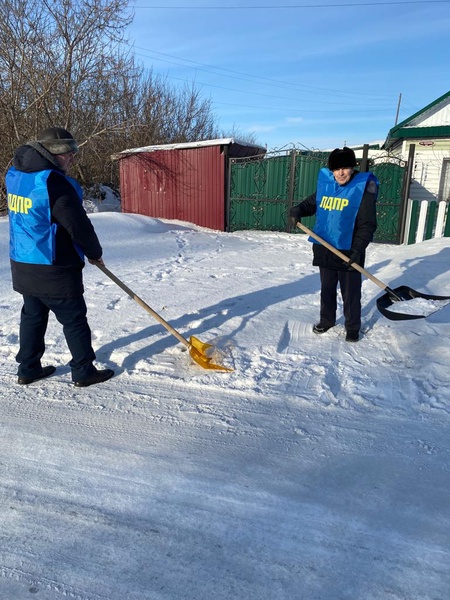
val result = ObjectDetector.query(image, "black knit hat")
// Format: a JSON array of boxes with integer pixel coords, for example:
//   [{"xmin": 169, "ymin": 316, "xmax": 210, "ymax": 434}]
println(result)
[
  {"xmin": 37, "ymin": 127, "xmax": 79, "ymax": 155},
  {"xmin": 327, "ymin": 146, "xmax": 356, "ymax": 171}
]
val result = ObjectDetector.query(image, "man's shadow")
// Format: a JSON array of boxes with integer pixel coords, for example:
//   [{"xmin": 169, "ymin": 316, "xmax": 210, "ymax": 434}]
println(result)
[
  {"xmin": 95, "ymin": 272, "xmax": 320, "ymax": 371},
  {"xmin": 96, "ymin": 245, "xmax": 450, "ymax": 371}
]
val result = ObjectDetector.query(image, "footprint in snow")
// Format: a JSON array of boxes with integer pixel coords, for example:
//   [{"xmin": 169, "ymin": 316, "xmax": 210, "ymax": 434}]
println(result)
[{"xmin": 107, "ymin": 298, "xmax": 121, "ymax": 310}]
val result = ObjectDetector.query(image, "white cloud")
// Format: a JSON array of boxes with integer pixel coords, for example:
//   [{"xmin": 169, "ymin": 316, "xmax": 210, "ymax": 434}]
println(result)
[
  {"xmin": 285, "ymin": 117, "xmax": 305, "ymax": 124},
  {"xmin": 248, "ymin": 124, "xmax": 277, "ymax": 133}
]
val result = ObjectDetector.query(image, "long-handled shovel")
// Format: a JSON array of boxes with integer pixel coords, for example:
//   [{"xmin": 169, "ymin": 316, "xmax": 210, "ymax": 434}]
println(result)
[
  {"xmin": 297, "ymin": 222, "xmax": 450, "ymax": 321},
  {"xmin": 94, "ymin": 262, "xmax": 232, "ymax": 371}
]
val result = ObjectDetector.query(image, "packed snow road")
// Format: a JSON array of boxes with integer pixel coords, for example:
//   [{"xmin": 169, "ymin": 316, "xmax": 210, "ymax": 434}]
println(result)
[
  {"xmin": 1, "ymin": 376, "xmax": 450, "ymax": 600},
  {"xmin": 1, "ymin": 215, "xmax": 450, "ymax": 599}
]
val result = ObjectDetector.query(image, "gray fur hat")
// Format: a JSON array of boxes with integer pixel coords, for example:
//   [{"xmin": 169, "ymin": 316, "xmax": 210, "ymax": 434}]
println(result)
[{"xmin": 37, "ymin": 127, "xmax": 79, "ymax": 155}]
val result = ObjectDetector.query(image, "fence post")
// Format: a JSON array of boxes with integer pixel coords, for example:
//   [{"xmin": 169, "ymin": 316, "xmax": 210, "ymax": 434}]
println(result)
[
  {"xmin": 408, "ymin": 200, "xmax": 420, "ymax": 244},
  {"xmin": 399, "ymin": 144, "xmax": 416, "ymax": 244},
  {"xmin": 287, "ymin": 150, "xmax": 297, "ymax": 231},
  {"xmin": 436, "ymin": 201, "xmax": 447, "ymax": 237},
  {"xmin": 360, "ymin": 144, "xmax": 369, "ymax": 172},
  {"xmin": 425, "ymin": 201, "xmax": 437, "ymax": 240},
  {"xmin": 416, "ymin": 200, "xmax": 429, "ymax": 243},
  {"xmin": 444, "ymin": 204, "xmax": 450, "ymax": 237},
  {"xmin": 225, "ymin": 157, "xmax": 233, "ymax": 232}
]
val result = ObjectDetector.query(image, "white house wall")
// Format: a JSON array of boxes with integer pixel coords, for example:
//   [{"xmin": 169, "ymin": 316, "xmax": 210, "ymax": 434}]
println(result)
[{"xmin": 390, "ymin": 139, "xmax": 450, "ymax": 202}]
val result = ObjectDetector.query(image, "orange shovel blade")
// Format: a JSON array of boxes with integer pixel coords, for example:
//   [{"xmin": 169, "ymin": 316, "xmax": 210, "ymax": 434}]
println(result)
[{"xmin": 188, "ymin": 336, "xmax": 233, "ymax": 371}]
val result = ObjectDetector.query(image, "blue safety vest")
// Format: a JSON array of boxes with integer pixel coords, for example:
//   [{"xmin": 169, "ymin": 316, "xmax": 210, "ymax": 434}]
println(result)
[
  {"xmin": 7, "ymin": 168, "xmax": 84, "ymax": 264},
  {"xmin": 311, "ymin": 168, "xmax": 378, "ymax": 249}
]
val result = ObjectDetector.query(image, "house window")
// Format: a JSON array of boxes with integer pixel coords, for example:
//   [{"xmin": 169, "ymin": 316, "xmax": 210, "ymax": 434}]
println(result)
[{"xmin": 439, "ymin": 158, "xmax": 450, "ymax": 202}]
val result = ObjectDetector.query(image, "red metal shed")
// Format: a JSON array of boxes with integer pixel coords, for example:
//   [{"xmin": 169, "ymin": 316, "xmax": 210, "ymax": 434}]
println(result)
[{"xmin": 113, "ymin": 138, "xmax": 266, "ymax": 230}]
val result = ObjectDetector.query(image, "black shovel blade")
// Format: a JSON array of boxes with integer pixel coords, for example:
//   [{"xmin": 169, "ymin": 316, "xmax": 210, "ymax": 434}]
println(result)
[{"xmin": 377, "ymin": 285, "xmax": 450, "ymax": 321}]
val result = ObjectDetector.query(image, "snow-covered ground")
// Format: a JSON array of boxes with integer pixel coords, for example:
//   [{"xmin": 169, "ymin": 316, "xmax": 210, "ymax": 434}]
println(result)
[{"xmin": 1, "ymin": 209, "xmax": 450, "ymax": 600}]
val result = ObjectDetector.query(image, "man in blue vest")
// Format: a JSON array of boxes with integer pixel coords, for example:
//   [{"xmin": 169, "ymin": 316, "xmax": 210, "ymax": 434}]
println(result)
[
  {"xmin": 289, "ymin": 147, "xmax": 378, "ymax": 342},
  {"xmin": 7, "ymin": 127, "xmax": 114, "ymax": 386}
]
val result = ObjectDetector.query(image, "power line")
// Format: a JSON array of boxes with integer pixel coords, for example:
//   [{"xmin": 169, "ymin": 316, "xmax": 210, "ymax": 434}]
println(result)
[
  {"xmin": 139, "ymin": 64, "xmax": 396, "ymax": 109},
  {"xmin": 211, "ymin": 100, "xmax": 394, "ymax": 114},
  {"xmin": 132, "ymin": 46, "xmax": 395, "ymax": 101},
  {"xmin": 134, "ymin": 1, "xmax": 450, "ymax": 8}
]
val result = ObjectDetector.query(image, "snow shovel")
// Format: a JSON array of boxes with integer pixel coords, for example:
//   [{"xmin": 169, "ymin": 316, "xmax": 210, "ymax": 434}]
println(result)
[
  {"xmin": 296, "ymin": 222, "xmax": 450, "ymax": 321},
  {"xmin": 94, "ymin": 262, "xmax": 232, "ymax": 371}
]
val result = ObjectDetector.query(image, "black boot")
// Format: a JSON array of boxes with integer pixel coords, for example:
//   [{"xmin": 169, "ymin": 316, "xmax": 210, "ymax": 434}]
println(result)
[
  {"xmin": 18, "ymin": 365, "xmax": 56, "ymax": 385},
  {"xmin": 74, "ymin": 368, "xmax": 114, "ymax": 387},
  {"xmin": 312, "ymin": 323, "xmax": 333, "ymax": 334},
  {"xmin": 345, "ymin": 330, "xmax": 359, "ymax": 342}
]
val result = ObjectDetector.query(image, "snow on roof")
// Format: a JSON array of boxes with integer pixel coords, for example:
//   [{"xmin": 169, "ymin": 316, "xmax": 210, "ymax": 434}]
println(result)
[{"xmin": 112, "ymin": 138, "xmax": 266, "ymax": 158}]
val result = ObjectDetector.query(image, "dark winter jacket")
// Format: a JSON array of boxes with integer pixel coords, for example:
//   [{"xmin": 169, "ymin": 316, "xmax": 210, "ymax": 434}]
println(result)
[
  {"xmin": 290, "ymin": 171, "xmax": 378, "ymax": 271},
  {"xmin": 7, "ymin": 144, "xmax": 102, "ymax": 298}
]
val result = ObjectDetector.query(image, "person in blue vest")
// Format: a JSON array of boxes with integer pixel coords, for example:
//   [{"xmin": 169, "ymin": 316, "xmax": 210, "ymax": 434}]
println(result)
[
  {"xmin": 7, "ymin": 127, "xmax": 114, "ymax": 386},
  {"xmin": 289, "ymin": 147, "xmax": 378, "ymax": 342}
]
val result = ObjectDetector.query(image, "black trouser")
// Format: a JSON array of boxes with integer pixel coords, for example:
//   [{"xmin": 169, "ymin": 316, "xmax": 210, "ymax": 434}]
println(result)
[
  {"xmin": 319, "ymin": 267, "xmax": 362, "ymax": 333},
  {"xmin": 16, "ymin": 295, "xmax": 96, "ymax": 382}
]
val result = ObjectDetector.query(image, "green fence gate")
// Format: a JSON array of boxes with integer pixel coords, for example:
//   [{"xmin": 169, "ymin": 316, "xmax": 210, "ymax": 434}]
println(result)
[{"xmin": 370, "ymin": 156, "xmax": 407, "ymax": 243}]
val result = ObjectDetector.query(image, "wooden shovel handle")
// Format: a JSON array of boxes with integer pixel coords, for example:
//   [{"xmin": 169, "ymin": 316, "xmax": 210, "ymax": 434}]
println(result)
[
  {"xmin": 94, "ymin": 262, "xmax": 190, "ymax": 348},
  {"xmin": 296, "ymin": 222, "xmax": 391, "ymax": 293}
]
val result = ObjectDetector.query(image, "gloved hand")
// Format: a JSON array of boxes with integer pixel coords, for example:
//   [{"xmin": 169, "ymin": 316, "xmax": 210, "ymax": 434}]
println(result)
[
  {"xmin": 346, "ymin": 249, "xmax": 360, "ymax": 267},
  {"xmin": 289, "ymin": 204, "xmax": 301, "ymax": 223}
]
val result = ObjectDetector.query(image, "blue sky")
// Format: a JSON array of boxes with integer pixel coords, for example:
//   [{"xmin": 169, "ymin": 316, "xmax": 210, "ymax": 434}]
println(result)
[{"xmin": 128, "ymin": 1, "xmax": 450, "ymax": 151}]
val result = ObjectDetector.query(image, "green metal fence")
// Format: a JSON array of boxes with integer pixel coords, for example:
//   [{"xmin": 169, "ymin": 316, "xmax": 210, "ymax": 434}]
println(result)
[
  {"xmin": 227, "ymin": 149, "xmax": 408, "ymax": 243},
  {"xmin": 227, "ymin": 150, "xmax": 326, "ymax": 233},
  {"xmin": 226, "ymin": 153, "xmax": 291, "ymax": 231}
]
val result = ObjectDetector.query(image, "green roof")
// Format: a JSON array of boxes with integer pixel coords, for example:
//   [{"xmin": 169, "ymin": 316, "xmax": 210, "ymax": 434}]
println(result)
[{"xmin": 384, "ymin": 90, "xmax": 450, "ymax": 149}]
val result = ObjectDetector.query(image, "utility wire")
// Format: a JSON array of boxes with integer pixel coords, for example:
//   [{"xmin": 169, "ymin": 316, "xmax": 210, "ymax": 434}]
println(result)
[
  {"xmin": 211, "ymin": 100, "xmax": 394, "ymax": 114},
  {"xmin": 134, "ymin": 1, "xmax": 450, "ymax": 9},
  {"xmin": 146, "ymin": 68, "xmax": 395, "ymax": 110},
  {"xmin": 132, "ymin": 46, "xmax": 395, "ymax": 101}
]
